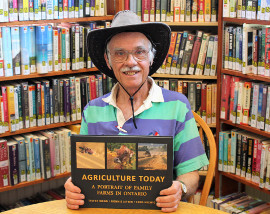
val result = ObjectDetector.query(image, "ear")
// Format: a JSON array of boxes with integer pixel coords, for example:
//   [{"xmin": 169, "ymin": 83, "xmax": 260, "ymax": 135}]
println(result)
[{"xmin": 104, "ymin": 53, "xmax": 112, "ymax": 70}]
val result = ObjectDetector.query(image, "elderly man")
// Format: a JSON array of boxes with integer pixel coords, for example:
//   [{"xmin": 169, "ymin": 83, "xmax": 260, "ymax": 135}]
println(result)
[{"xmin": 65, "ymin": 10, "xmax": 209, "ymax": 212}]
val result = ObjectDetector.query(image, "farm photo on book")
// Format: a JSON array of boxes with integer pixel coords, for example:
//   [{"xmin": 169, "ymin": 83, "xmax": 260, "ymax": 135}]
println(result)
[{"xmin": 71, "ymin": 135, "xmax": 173, "ymax": 209}]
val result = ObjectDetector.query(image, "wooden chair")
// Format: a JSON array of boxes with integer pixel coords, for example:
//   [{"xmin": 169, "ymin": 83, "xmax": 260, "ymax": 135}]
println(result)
[{"xmin": 192, "ymin": 111, "xmax": 217, "ymax": 206}]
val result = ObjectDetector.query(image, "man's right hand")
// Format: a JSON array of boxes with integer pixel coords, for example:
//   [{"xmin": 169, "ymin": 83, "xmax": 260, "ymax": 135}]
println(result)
[{"xmin": 64, "ymin": 177, "xmax": 85, "ymax": 209}]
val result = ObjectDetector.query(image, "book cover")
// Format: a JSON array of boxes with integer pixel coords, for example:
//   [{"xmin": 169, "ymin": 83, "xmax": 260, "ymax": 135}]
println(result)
[
  {"xmin": 206, "ymin": 84, "xmax": 212, "ymax": 124},
  {"xmin": 34, "ymin": 0, "xmax": 41, "ymax": 20},
  {"xmin": 180, "ymin": 33, "xmax": 195, "ymax": 75},
  {"xmin": 246, "ymin": 137, "xmax": 254, "ymax": 181},
  {"xmin": 176, "ymin": 31, "xmax": 188, "ymax": 75},
  {"xmin": 256, "ymin": 84, "xmax": 264, "ymax": 129},
  {"xmin": 204, "ymin": 35, "xmax": 215, "ymax": 76},
  {"xmin": 165, "ymin": 32, "xmax": 177, "ymax": 74},
  {"xmin": 0, "ymin": 139, "xmax": 9, "ymax": 187},
  {"xmin": 185, "ymin": 0, "xmax": 191, "ymax": 22},
  {"xmin": 63, "ymin": 78, "xmax": 71, "ymax": 122},
  {"xmin": 260, "ymin": 85, "xmax": 268, "ymax": 130},
  {"xmin": 201, "ymin": 83, "xmax": 207, "ymax": 121},
  {"xmin": 71, "ymin": 135, "xmax": 173, "ymax": 209},
  {"xmin": 195, "ymin": 33, "xmax": 210, "ymax": 75},
  {"xmin": 23, "ymin": 134, "xmax": 35, "ymax": 181},
  {"xmin": 60, "ymin": 127, "xmax": 72, "ymax": 172},
  {"xmin": 259, "ymin": 141, "xmax": 270, "ymax": 188},
  {"xmin": 187, "ymin": 82, "xmax": 196, "ymax": 111},
  {"xmin": 188, "ymin": 31, "xmax": 203, "ymax": 75},
  {"xmin": 195, "ymin": 82, "xmax": 202, "ymax": 116}
]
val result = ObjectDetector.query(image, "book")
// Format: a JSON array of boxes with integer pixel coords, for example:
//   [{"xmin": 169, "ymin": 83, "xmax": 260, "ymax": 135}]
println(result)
[
  {"xmin": 0, "ymin": 139, "xmax": 9, "ymax": 187},
  {"xmin": 11, "ymin": 27, "xmax": 21, "ymax": 75},
  {"xmin": 2, "ymin": 27, "xmax": 13, "ymax": 77},
  {"xmin": 71, "ymin": 134, "xmax": 173, "ymax": 209},
  {"xmin": 220, "ymin": 75, "xmax": 231, "ymax": 120},
  {"xmin": 36, "ymin": 25, "xmax": 48, "ymax": 74},
  {"xmin": 7, "ymin": 140, "xmax": 19, "ymax": 186}
]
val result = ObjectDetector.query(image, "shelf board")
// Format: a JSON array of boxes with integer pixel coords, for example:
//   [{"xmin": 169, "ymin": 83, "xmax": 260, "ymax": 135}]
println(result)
[
  {"xmin": 220, "ymin": 119, "xmax": 270, "ymax": 138},
  {"xmin": 0, "ymin": 120, "xmax": 81, "ymax": 138},
  {"xmin": 0, "ymin": 68, "xmax": 98, "ymax": 82},
  {"xmin": 0, "ymin": 172, "xmax": 71, "ymax": 193},
  {"xmin": 221, "ymin": 172, "xmax": 270, "ymax": 195},
  {"xmin": 223, "ymin": 17, "xmax": 270, "ymax": 25},
  {"xmin": 222, "ymin": 69, "xmax": 270, "ymax": 83},
  {"xmin": 152, "ymin": 74, "xmax": 217, "ymax": 79},
  {"xmin": 0, "ymin": 16, "xmax": 114, "ymax": 26},
  {"xmin": 163, "ymin": 22, "xmax": 218, "ymax": 26}
]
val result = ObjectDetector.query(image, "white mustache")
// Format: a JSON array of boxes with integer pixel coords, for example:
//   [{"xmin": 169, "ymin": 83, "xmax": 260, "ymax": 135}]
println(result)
[{"xmin": 120, "ymin": 66, "xmax": 141, "ymax": 72}]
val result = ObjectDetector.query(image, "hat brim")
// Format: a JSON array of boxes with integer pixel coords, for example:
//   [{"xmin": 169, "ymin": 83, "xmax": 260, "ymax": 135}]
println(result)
[{"xmin": 87, "ymin": 22, "xmax": 171, "ymax": 79}]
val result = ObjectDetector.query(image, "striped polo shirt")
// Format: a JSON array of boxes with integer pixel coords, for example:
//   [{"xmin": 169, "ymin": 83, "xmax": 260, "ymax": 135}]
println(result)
[{"xmin": 80, "ymin": 77, "xmax": 209, "ymax": 177}]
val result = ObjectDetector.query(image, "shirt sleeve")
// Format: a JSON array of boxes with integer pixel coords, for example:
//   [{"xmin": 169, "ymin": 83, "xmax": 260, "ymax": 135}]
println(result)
[
  {"xmin": 173, "ymin": 99, "xmax": 209, "ymax": 177},
  {"xmin": 80, "ymin": 110, "xmax": 88, "ymax": 135}
]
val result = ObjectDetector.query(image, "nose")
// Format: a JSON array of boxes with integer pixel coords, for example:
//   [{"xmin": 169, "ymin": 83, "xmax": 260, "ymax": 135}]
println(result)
[{"xmin": 124, "ymin": 53, "xmax": 138, "ymax": 67}]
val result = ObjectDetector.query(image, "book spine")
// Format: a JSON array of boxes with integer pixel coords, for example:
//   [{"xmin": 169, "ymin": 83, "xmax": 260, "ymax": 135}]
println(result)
[
  {"xmin": 66, "ymin": 28, "xmax": 70, "ymax": 70},
  {"xmin": 242, "ymin": 82, "xmax": 252, "ymax": 125},
  {"xmin": 47, "ymin": 25, "xmax": 53, "ymax": 72},
  {"xmin": 61, "ymin": 28, "xmax": 67, "ymax": 71},
  {"xmin": 171, "ymin": 32, "xmax": 182, "ymax": 75},
  {"xmin": 23, "ymin": 0, "xmax": 29, "ymax": 20},
  {"xmin": 204, "ymin": 35, "xmax": 215, "ymax": 75},
  {"xmin": 246, "ymin": 138, "xmax": 254, "ymax": 181},
  {"xmin": 187, "ymin": 82, "xmax": 196, "ymax": 111},
  {"xmin": 7, "ymin": 85, "xmax": 16, "ymax": 132},
  {"xmin": 21, "ymin": 82, "xmax": 30, "ymax": 128},
  {"xmin": 236, "ymin": 81, "xmax": 244, "ymax": 124},
  {"xmin": 231, "ymin": 130, "xmax": 237, "ymax": 173},
  {"xmin": 13, "ymin": 86, "xmax": 19, "ymax": 131},
  {"xmin": 33, "ymin": 137, "xmax": 41, "ymax": 179},
  {"xmin": 34, "ymin": 0, "xmax": 41, "ymax": 20},
  {"xmin": 19, "ymin": 26, "xmax": 30, "ymax": 75},
  {"xmin": 64, "ymin": 79, "xmax": 71, "ymax": 122},
  {"xmin": 36, "ymin": 25, "xmax": 48, "ymax": 74},
  {"xmin": 29, "ymin": 26, "xmax": 36, "ymax": 74},
  {"xmin": 252, "ymin": 139, "xmax": 258, "ymax": 182},
  {"xmin": 8, "ymin": 142, "xmax": 19, "ymax": 185},
  {"xmin": 0, "ymin": 1, "xmax": 5, "ymax": 22},
  {"xmin": 0, "ymin": 140, "xmax": 9, "ymax": 187},
  {"xmin": 11, "ymin": 27, "xmax": 21, "ymax": 75},
  {"xmin": 0, "ymin": 29, "xmax": 4, "ymax": 77},
  {"xmin": 58, "ymin": 0, "xmax": 63, "ymax": 19},
  {"xmin": 165, "ymin": 32, "xmax": 177, "ymax": 74},
  {"xmin": 75, "ymin": 25, "xmax": 80, "ymax": 70},
  {"xmin": 84, "ymin": 0, "xmax": 90, "ymax": 17},
  {"xmin": 251, "ymin": 83, "xmax": 259, "ymax": 127},
  {"xmin": 142, "ymin": 0, "xmax": 150, "ymax": 21},
  {"xmin": 181, "ymin": 34, "xmax": 195, "ymax": 75},
  {"xmin": 70, "ymin": 76, "xmax": 76, "ymax": 121},
  {"xmin": 189, "ymin": 31, "xmax": 203, "ymax": 75},
  {"xmin": 265, "ymin": 86, "xmax": 270, "ymax": 132},
  {"xmin": 45, "ymin": 0, "xmax": 52, "ymax": 19},
  {"xmin": 52, "ymin": 79, "xmax": 59, "ymax": 123},
  {"xmin": 16, "ymin": 85, "xmax": 23, "ymax": 130},
  {"xmin": 219, "ymin": 132, "xmax": 224, "ymax": 171},
  {"xmin": 63, "ymin": 0, "xmax": 68, "ymax": 18},
  {"xmin": 256, "ymin": 84, "xmax": 264, "ymax": 129},
  {"xmin": 28, "ymin": 85, "xmax": 34, "ymax": 127},
  {"xmin": 43, "ymin": 138, "xmax": 51, "ymax": 179},
  {"xmin": 206, "ymin": 84, "xmax": 212, "ymax": 124},
  {"xmin": 59, "ymin": 80, "xmax": 64, "ymax": 123},
  {"xmin": 260, "ymin": 85, "xmax": 268, "ymax": 130},
  {"xmin": 211, "ymin": 83, "xmax": 217, "ymax": 124},
  {"xmin": 75, "ymin": 77, "xmax": 81, "ymax": 120},
  {"xmin": 255, "ymin": 141, "xmax": 262, "ymax": 184},
  {"xmin": 53, "ymin": 28, "xmax": 59, "ymax": 71},
  {"xmin": 259, "ymin": 143, "xmax": 269, "ymax": 188},
  {"xmin": 2, "ymin": 27, "xmax": 13, "ymax": 77},
  {"xmin": 220, "ymin": 75, "xmax": 231, "ymax": 120},
  {"xmin": 28, "ymin": 0, "xmax": 34, "ymax": 20},
  {"xmin": 42, "ymin": 81, "xmax": 50, "ymax": 125},
  {"xmin": 79, "ymin": 26, "xmax": 83, "ymax": 69}
]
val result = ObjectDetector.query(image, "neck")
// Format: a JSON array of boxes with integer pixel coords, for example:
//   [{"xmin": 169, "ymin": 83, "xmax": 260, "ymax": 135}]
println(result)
[{"xmin": 116, "ymin": 78, "xmax": 151, "ymax": 104}]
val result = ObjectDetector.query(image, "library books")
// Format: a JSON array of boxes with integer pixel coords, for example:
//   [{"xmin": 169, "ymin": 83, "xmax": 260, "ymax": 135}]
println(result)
[
  {"xmin": 157, "ymin": 30, "xmax": 218, "ymax": 77},
  {"xmin": 218, "ymin": 129, "xmax": 270, "ymax": 189},
  {"xmin": 212, "ymin": 192, "xmax": 270, "ymax": 213},
  {"xmin": 223, "ymin": 24, "xmax": 270, "ymax": 77},
  {"xmin": 0, "ymin": 74, "xmax": 116, "ymax": 134},
  {"xmin": 0, "ymin": 21, "xmax": 110, "ymax": 77},
  {"xmin": 0, "ymin": 0, "xmax": 106, "ymax": 22},
  {"xmin": 125, "ymin": 0, "xmax": 218, "ymax": 22},
  {"xmin": 220, "ymin": 74, "xmax": 270, "ymax": 134},
  {"xmin": 155, "ymin": 79, "xmax": 217, "ymax": 125},
  {"xmin": 0, "ymin": 126, "xmax": 77, "ymax": 188},
  {"xmin": 224, "ymin": 0, "xmax": 270, "ymax": 21}
]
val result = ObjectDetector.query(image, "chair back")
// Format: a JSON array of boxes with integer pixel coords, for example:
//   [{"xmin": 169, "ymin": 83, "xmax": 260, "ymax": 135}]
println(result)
[{"xmin": 192, "ymin": 111, "xmax": 216, "ymax": 206}]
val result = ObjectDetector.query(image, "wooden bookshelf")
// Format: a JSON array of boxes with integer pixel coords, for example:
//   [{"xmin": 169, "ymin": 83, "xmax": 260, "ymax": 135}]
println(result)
[
  {"xmin": 161, "ymin": 22, "xmax": 218, "ymax": 26},
  {"xmin": 220, "ymin": 172, "xmax": 270, "ymax": 195},
  {"xmin": 0, "ymin": 68, "xmax": 98, "ymax": 82},
  {"xmin": 0, "ymin": 120, "xmax": 81, "ymax": 138},
  {"xmin": 220, "ymin": 119, "xmax": 270, "ymax": 138},
  {"xmin": 222, "ymin": 69, "xmax": 270, "ymax": 83},
  {"xmin": 223, "ymin": 17, "xmax": 270, "ymax": 25},
  {"xmin": 0, "ymin": 172, "xmax": 71, "ymax": 193},
  {"xmin": 152, "ymin": 74, "xmax": 217, "ymax": 79},
  {"xmin": 0, "ymin": 16, "xmax": 114, "ymax": 26}
]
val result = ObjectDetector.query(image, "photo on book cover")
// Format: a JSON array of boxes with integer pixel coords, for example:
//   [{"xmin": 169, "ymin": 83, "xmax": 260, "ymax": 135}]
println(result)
[{"xmin": 71, "ymin": 135, "xmax": 173, "ymax": 210}]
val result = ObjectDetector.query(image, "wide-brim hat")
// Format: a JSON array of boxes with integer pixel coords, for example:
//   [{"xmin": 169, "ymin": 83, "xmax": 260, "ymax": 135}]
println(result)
[{"xmin": 87, "ymin": 10, "xmax": 171, "ymax": 79}]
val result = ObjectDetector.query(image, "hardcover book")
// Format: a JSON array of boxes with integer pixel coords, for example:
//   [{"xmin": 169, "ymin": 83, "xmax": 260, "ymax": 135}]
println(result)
[{"xmin": 71, "ymin": 135, "xmax": 173, "ymax": 210}]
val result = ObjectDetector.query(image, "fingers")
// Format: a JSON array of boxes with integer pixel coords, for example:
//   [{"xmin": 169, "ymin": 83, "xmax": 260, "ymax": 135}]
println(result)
[
  {"xmin": 64, "ymin": 177, "xmax": 82, "ymax": 193},
  {"xmin": 160, "ymin": 205, "xmax": 179, "ymax": 213},
  {"xmin": 160, "ymin": 181, "xmax": 181, "ymax": 195},
  {"xmin": 65, "ymin": 177, "xmax": 85, "ymax": 210}
]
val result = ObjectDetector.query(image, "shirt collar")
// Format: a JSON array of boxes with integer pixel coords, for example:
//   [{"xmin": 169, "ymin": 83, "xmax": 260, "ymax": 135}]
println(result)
[{"xmin": 102, "ymin": 76, "xmax": 164, "ymax": 107}]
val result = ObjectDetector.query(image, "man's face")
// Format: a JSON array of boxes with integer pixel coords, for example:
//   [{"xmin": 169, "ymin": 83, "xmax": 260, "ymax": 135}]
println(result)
[{"xmin": 105, "ymin": 32, "xmax": 152, "ymax": 92}]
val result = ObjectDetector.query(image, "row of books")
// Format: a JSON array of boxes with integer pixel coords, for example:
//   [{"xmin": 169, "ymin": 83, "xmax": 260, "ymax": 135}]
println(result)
[
  {"xmin": 191, "ymin": 191, "xmax": 214, "ymax": 207},
  {"xmin": 220, "ymin": 74, "xmax": 270, "ymax": 133},
  {"xmin": 155, "ymin": 79, "xmax": 217, "ymax": 124},
  {"xmin": 0, "ymin": 186, "xmax": 65, "ymax": 211},
  {"xmin": 0, "ymin": 22, "xmax": 110, "ymax": 77},
  {"xmin": 0, "ymin": 74, "xmax": 116, "ymax": 134},
  {"xmin": 224, "ymin": 24, "xmax": 270, "ymax": 77},
  {"xmin": 212, "ymin": 192, "xmax": 270, "ymax": 213},
  {"xmin": 125, "ymin": 0, "xmax": 218, "ymax": 22},
  {"xmin": 0, "ymin": 0, "xmax": 106, "ymax": 23},
  {"xmin": 219, "ymin": 129, "xmax": 270, "ymax": 189},
  {"xmin": 156, "ymin": 31, "xmax": 218, "ymax": 76},
  {"xmin": 0, "ymin": 127, "xmax": 73, "ymax": 187},
  {"xmin": 223, "ymin": 0, "xmax": 270, "ymax": 20}
]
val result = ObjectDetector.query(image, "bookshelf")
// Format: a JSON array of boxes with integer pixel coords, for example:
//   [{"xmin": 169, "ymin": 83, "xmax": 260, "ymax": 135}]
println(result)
[
  {"xmin": 152, "ymin": 74, "xmax": 217, "ymax": 80},
  {"xmin": 215, "ymin": 0, "xmax": 270, "ymax": 198}
]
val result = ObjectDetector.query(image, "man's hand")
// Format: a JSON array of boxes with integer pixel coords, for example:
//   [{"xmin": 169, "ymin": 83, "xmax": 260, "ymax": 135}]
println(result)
[
  {"xmin": 65, "ymin": 177, "xmax": 85, "ymax": 209},
  {"xmin": 156, "ymin": 181, "xmax": 182, "ymax": 213}
]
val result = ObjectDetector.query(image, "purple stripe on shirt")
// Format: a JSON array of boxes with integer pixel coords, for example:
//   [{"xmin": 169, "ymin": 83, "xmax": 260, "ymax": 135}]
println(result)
[
  {"xmin": 87, "ymin": 121, "xmax": 119, "ymax": 135},
  {"xmin": 161, "ymin": 88, "xmax": 189, "ymax": 103},
  {"xmin": 84, "ymin": 93, "xmax": 111, "ymax": 110},
  {"xmin": 174, "ymin": 136, "xmax": 206, "ymax": 165}
]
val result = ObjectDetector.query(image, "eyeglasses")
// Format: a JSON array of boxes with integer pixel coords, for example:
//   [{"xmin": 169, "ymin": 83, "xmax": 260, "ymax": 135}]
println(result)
[{"xmin": 108, "ymin": 49, "xmax": 150, "ymax": 63}]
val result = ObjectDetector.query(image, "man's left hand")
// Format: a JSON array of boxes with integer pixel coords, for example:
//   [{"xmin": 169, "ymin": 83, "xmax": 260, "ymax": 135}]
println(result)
[{"xmin": 156, "ymin": 181, "xmax": 182, "ymax": 213}]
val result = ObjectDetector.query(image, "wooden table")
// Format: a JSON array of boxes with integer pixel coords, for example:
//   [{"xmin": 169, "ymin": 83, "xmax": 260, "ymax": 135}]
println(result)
[{"xmin": 2, "ymin": 199, "xmax": 227, "ymax": 214}]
